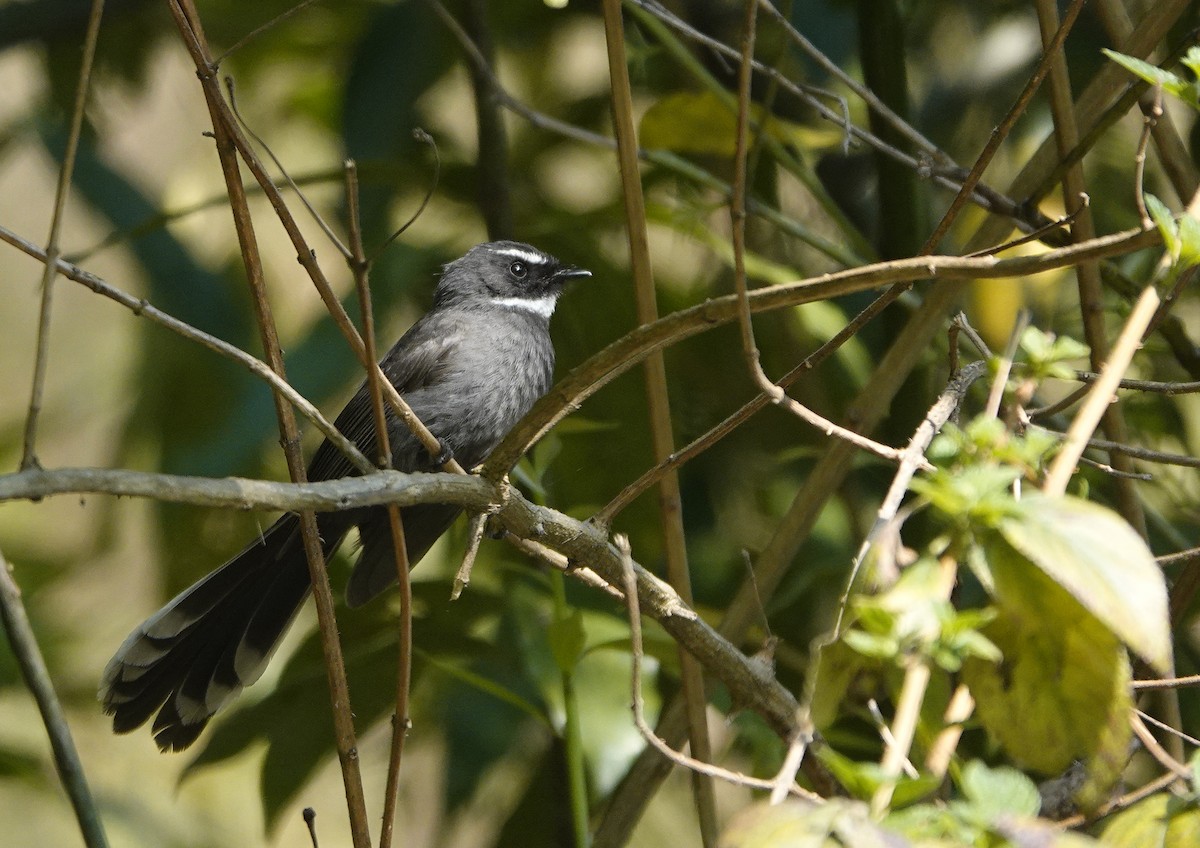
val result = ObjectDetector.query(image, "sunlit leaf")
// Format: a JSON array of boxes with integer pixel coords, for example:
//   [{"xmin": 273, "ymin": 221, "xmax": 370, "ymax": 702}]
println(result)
[
  {"xmin": 1101, "ymin": 793, "xmax": 1200, "ymax": 848},
  {"xmin": 997, "ymin": 494, "xmax": 1171, "ymax": 673},
  {"xmin": 1103, "ymin": 49, "xmax": 1198, "ymax": 108},
  {"xmin": 962, "ymin": 539, "xmax": 1131, "ymax": 805}
]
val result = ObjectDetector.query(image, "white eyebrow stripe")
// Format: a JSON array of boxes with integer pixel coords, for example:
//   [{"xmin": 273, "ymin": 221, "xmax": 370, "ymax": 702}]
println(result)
[
  {"xmin": 491, "ymin": 246, "xmax": 551, "ymax": 265},
  {"xmin": 490, "ymin": 295, "xmax": 557, "ymax": 320}
]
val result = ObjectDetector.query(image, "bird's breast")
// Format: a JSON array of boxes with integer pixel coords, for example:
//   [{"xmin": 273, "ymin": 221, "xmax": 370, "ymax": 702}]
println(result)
[{"xmin": 404, "ymin": 314, "xmax": 555, "ymax": 469}]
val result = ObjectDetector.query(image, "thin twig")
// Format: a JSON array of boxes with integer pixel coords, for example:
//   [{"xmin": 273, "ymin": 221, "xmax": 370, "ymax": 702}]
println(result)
[
  {"xmin": 1132, "ymin": 88, "xmax": 1161, "ymax": 226},
  {"xmin": 925, "ymin": 684, "xmax": 975, "ymax": 779},
  {"xmin": 1055, "ymin": 771, "xmax": 1181, "ymax": 829},
  {"xmin": 1158, "ymin": 546, "xmax": 1200, "ymax": 567},
  {"xmin": 228, "ymin": 78, "xmax": 351, "ymax": 260},
  {"xmin": 303, "ymin": 807, "xmax": 320, "ymax": 848},
  {"xmin": 0, "ymin": 225, "xmax": 374, "ymax": 474},
  {"xmin": 1072, "ymin": 371, "xmax": 1200, "ymax": 396},
  {"xmin": 344, "ymin": 161, "xmax": 413, "ymax": 848},
  {"xmin": 1037, "ymin": 428, "xmax": 1200, "ymax": 470},
  {"xmin": 1035, "ymin": 0, "xmax": 1145, "ymax": 533},
  {"xmin": 870, "ymin": 555, "xmax": 957, "ymax": 815},
  {"xmin": 1043, "ymin": 287, "xmax": 1160, "ymax": 495},
  {"xmin": 984, "ymin": 311, "xmax": 1030, "ymax": 420},
  {"xmin": 615, "ymin": 536, "xmax": 819, "ymax": 801},
  {"xmin": 950, "ymin": 312, "xmax": 993, "ymax": 360},
  {"xmin": 370, "ymin": 129, "xmax": 441, "ymax": 263},
  {"xmin": 213, "ymin": 0, "xmax": 325, "ymax": 64},
  {"xmin": 452, "ymin": 513, "xmax": 489, "ymax": 600},
  {"xmin": 0, "ymin": 549, "xmax": 110, "ymax": 848},
  {"xmin": 20, "ymin": 0, "xmax": 105, "ymax": 470},
  {"xmin": 1135, "ymin": 708, "xmax": 1200, "ymax": 749},
  {"xmin": 835, "ymin": 361, "xmax": 987, "ymax": 633},
  {"xmin": 1130, "ymin": 711, "xmax": 1193, "ymax": 779}
]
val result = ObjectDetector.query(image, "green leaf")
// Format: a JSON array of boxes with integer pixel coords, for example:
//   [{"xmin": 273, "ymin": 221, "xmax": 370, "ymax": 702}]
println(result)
[
  {"xmin": 638, "ymin": 90, "xmax": 825, "ymax": 157},
  {"xmin": 997, "ymin": 494, "xmax": 1171, "ymax": 673},
  {"xmin": 1145, "ymin": 193, "xmax": 1181, "ymax": 261},
  {"xmin": 961, "ymin": 539, "xmax": 1131, "ymax": 806},
  {"xmin": 1101, "ymin": 793, "xmax": 1200, "ymax": 848},
  {"xmin": 1103, "ymin": 49, "xmax": 1198, "ymax": 108},
  {"xmin": 1178, "ymin": 212, "xmax": 1200, "ymax": 268},
  {"xmin": 814, "ymin": 747, "xmax": 941, "ymax": 806},
  {"xmin": 806, "ymin": 638, "xmax": 871, "ymax": 731},
  {"xmin": 1182, "ymin": 45, "xmax": 1200, "ymax": 80},
  {"xmin": 842, "ymin": 629, "xmax": 899, "ymax": 659},
  {"xmin": 910, "ymin": 465, "xmax": 1021, "ymax": 523},
  {"xmin": 959, "ymin": 761, "xmax": 1040, "ymax": 819}
]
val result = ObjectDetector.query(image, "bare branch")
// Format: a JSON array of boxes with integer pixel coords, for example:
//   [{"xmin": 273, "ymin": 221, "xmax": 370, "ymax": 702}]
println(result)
[{"xmin": 0, "ymin": 548, "xmax": 109, "ymax": 848}]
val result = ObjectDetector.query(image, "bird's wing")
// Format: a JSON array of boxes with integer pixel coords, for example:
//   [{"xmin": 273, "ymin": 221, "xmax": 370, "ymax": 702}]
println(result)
[{"xmin": 306, "ymin": 320, "xmax": 461, "ymax": 483}]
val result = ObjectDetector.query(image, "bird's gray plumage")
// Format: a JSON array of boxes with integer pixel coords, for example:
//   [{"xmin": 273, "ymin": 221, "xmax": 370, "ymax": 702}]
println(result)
[{"xmin": 100, "ymin": 241, "xmax": 588, "ymax": 750}]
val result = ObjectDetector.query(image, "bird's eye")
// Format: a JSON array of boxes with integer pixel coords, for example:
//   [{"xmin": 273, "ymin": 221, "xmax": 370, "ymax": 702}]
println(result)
[{"xmin": 508, "ymin": 261, "xmax": 528, "ymax": 279}]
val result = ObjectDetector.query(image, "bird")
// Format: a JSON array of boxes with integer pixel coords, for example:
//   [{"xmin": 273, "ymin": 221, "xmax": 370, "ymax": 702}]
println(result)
[{"xmin": 100, "ymin": 241, "xmax": 590, "ymax": 751}]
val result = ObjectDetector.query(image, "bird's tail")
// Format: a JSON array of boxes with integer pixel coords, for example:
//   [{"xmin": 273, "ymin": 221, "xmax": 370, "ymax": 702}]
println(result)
[{"xmin": 99, "ymin": 513, "xmax": 334, "ymax": 751}]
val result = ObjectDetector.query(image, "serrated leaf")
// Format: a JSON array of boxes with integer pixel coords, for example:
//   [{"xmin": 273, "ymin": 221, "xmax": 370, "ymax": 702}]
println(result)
[
  {"xmin": 997, "ymin": 494, "xmax": 1171, "ymax": 673},
  {"xmin": 959, "ymin": 761, "xmax": 1040, "ymax": 818}
]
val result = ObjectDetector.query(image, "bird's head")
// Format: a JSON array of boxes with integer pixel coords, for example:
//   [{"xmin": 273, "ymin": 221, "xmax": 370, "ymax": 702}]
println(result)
[{"xmin": 433, "ymin": 241, "xmax": 591, "ymax": 318}]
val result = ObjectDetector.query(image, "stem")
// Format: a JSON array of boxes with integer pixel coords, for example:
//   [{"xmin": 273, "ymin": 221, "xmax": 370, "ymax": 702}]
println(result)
[
  {"xmin": 21, "ymin": 0, "xmax": 105, "ymax": 470},
  {"xmin": 550, "ymin": 570, "xmax": 591, "ymax": 848},
  {"xmin": 600, "ymin": 0, "xmax": 717, "ymax": 841},
  {"xmin": 0, "ymin": 550, "xmax": 109, "ymax": 848}
]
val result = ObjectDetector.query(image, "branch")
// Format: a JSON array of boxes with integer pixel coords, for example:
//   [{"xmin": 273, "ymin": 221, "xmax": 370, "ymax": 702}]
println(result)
[
  {"xmin": 485, "ymin": 225, "xmax": 1161, "ymax": 476},
  {"xmin": 0, "ymin": 222, "xmax": 375, "ymax": 475},
  {"xmin": 0, "ymin": 548, "xmax": 109, "ymax": 848},
  {"xmin": 0, "ymin": 465, "xmax": 803, "ymax": 740}
]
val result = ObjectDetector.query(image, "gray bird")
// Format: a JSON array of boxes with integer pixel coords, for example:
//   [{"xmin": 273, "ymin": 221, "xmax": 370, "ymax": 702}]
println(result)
[{"xmin": 100, "ymin": 241, "xmax": 590, "ymax": 751}]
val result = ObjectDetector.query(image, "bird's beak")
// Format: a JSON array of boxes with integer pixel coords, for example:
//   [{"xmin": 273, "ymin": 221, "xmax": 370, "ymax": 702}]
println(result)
[{"xmin": 555, "ymin": 265, "xmax": 592, "ymax": 282}]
